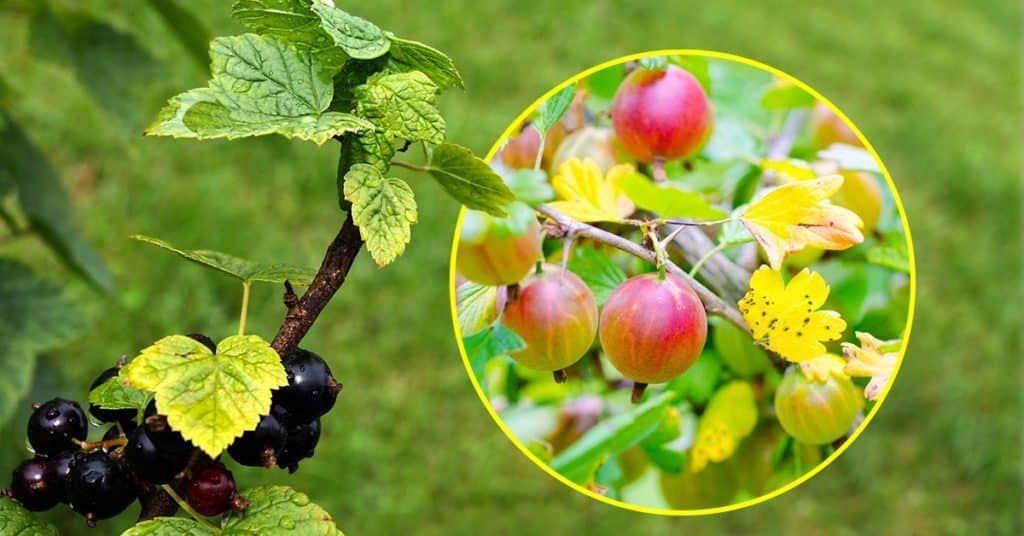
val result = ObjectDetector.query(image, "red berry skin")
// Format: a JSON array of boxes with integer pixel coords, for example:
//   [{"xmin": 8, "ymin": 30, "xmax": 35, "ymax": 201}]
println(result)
[
  {"xmin": 599, "ymin": 273, "xmax": 707, "ymax": 384},
  {"xmin": 502, "ymin": 268, "xmax": 598, "ymax": 372},
  {"xmin": 187, "ymin": 465, "xmax": 237, "ymax": 517},
  {"xmin": 611, "ymin": 65, "xmax": 712, "ymax": 163},
  {"xmin": 9, "ymin": 458, "xmax": 59, "ymax": 511}
]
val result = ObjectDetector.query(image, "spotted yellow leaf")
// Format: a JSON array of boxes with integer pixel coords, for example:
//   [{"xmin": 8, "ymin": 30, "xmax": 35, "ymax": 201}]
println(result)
[
  {"xmin": 741, "ymin": 175, "xmax": 864, "ymax": 269},
  {"xmin": 841, "ymin": 331, "xmax": 899, "ymax": 400},
  {"xmin": 739, "ymin": 266, "xmax": 847, "ymax": 362},
  {"xmin": 546, "ymin": 158, "xmax": 635, "ymax": 222},
  {"xmin": 689, "ymin": 381, "xmax": 757, "ymax": 472}
]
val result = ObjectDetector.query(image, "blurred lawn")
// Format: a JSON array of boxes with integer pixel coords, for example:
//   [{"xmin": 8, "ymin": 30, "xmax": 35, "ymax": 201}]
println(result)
[{"xmin": 0, "ymin": 0, "xmax": 1019, "ymax": 534}]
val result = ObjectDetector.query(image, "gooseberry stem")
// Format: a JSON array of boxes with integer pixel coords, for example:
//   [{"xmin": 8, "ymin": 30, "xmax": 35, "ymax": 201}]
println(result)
[
  {"xmin": 533, "ymin": 129, "xmax": 547, "ymax": 171},
  {"xmin": 238, "ymin": 281, "xmax": 251, "ymax": 336},
  {"xmin": 160, "ymin": 484, "xmax": 219, "ymax": 531}
]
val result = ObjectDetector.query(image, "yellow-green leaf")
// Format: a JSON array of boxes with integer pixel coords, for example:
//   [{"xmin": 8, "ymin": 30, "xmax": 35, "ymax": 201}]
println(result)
[
  {"xmin": 616, "ymin": 173, "xmax": 726, "ymax": 220},
  {"xmin": 741, "ymin": 175, "xmax": 864, "ymax": 269},
  {"xmin": 343, "ymin": 163, "xmax": 418, "ymax": 267},
  {"xmin": 122, "ymin": 335, "xmax": 287, "ymax": 458},
  {"xmin": 738, "ymin": 266, "xmax": 847, "ymax": 362},
  {"xmin": 689, "ymin": 381, "xmax": 757, "ymax": 471},
  {"xmin": 456, "ymin": 281, "xmax": 499, "ymax": 337},
  {"xmin": 222, "ymin": 486, "xmax": 345, "ymax": 535},
  {"xmin": 355, "ymin": 71, "xmax": 444, "ymax": 144}
]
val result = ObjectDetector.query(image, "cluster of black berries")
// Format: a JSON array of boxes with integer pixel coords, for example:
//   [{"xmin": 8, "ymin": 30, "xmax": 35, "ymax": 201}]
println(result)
[{"xmin": 3, "ymin": 335, "xmax": 340, "ymax": 526}]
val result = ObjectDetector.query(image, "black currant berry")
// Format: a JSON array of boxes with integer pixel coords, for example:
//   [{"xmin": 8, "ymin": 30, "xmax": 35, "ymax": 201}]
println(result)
[
  {"xmin": 227, "ymin": 413, "xmax": 286, "ymax": 468},
  {"xmin": 66, "ymin": 451, "xmax": 136, "ymax": 524},
  {"xmin": 27, "ymin": 398, "xmax": 88, "ymax": 456},
  {"xmin": 125, "ymin": 427, "xmax": 191, "ymax": 485},
  {"xmin": 43, "ymin": 450, "xmax": 76, "ymax": 503},
  {"xmin": 187, "ymin": 333, "xmax": 217, "ymax": 353},
  {"xmin": 186, "ymin": 464, "xmax": 242, "ymax": 516},
  {"xmin": 143, "ymin": 401, "xmax": 192, "ymax": 455},
  {"xmin": 274, "ymin": 349, "xmax": 341, "ymax": 422},
  {"xmin": 276, "ymin": 418, "xmax": 321, "ymax": 473},
  {"xmin": 88, "ymin": 368, "xmax": 138, "ymax": 425},
  {"xmin": 6, "ymin": 458, "xmax": 59, "ymax": 511}
]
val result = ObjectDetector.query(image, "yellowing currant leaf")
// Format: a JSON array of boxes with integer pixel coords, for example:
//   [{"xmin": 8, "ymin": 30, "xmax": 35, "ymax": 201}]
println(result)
[
  {"xmin": 122, "ymin": 335, "xmax": 287, "ymax": 458},
  {"xmin": 739, "ymin": 266, "xmax": 847, "ymax": 362},
  {"xmin": 343, "ymin": 163, "xmax": 418, "ymax": 267},
  {"xmin": 741, "ymin": 175, "xmax": 864, "ymax": 269},
  {"xmin": 759, "ymin": 158, "xmax": 817, "ymax": 181},
  {"xmin": 798, "ymin": 353, "xmax": 849, "ymax": 383},
  {"xmin": 546, "ymin": 158, "xmax": 635, "ymax": 222},
  {"xmin": 841, "ymin": 331, "xmax": 899, "ymax": 401},
  {"xmin": 689, "ymin": 381, "xmax": 757, "ymax": 472}
]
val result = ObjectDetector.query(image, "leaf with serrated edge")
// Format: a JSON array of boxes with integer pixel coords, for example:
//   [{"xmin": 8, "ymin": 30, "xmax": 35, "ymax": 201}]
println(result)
[
  {"xmin": 231, "ymin": 0, "xmax": 342, "ymax": 63},
  {"xmin": 222, "ymin": 486, "xmax": 344, "ymax": 535},
  {"xmin": 428, "ymin": 144, "xmax": 514, "ymax": 216},
  {"xmin": 456, "ymin": 281, "xmax": 499, "ymax": 337},
  {"xmin": 132, "ymin": 235, "xmax": 316, "ymax": 285},
  {"xmin": 387, "ymin": 36, "xmax": 463, "ymax": 90},
  {"xmin": 147, "ymin": 34, "xmax": 371, "ymax": 144},
  {"xmin": 566, "ymin": 245, "xmax": 626, "ymax": 305},
  {"xmin": 355, "ymin": 71, "xmax": 445, "ymax": 144},
  {"xmin": 616, "ymin": 173, "xmax": 727, "ymax": 220},
  {"xmin": 0, "ymin": 497, "xmax": 59, "ymax": 536},
  {"xmin": 123, "ymin": 335, "xmax": 287, "ymax": 457},
  {"xmin": 343, "ymin": 164, "xmax": 417, "ymax": 267},
  {"xmin": 311, "ymin": 2, "xmax": 388, "ymax": 60},
  {"xmin": 535, "ymin": 82, "xmax": 576, "ymax": 134},
  {"xmin": 122, "ymin": 516, "xmax": 213, "ymax": 536},
  {"xmin": 89, "ymin": 368, "xmax": 149, "ymax": 414}
]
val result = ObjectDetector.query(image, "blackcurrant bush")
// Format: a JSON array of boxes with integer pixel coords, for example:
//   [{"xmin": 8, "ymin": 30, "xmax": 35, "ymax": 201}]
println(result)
[
  {"xmin": 88, "ymin": 367, "xmax": 138, "ymax": 425},
  {"xmin": 27, "ymin": 398, "xmax": 88, "ymax": 456},
  {"xmin": 187, "ymin": 333, "xmax": 217, "ymax": 353},
  {"xmin": 143, "ymin": 400, "xmax": 192, "ymax": 455},
  {"xmin": 276, "ymin": 417, "xmax": 321, "ymax": 473},
  {"xmin": 66, "ymin": 451, "xmax": 136, "ymax": 523},
  {"xmin": 125, "ymin": 427, "xmax": 191, "ymax": 484},
  {"xmin": 6, "ymin": 458, "xmax": 59, "ymax": 511},
  {"xmin": 227, "ymin": 413, "xmax": 286, "ymax": 468},
  {"xmin": 275, "ymin": 349, "xmax": 341, "ymax": 422},
  {"xmin": 186, "ymin": 464, "xmax": 239, "ymax": 516},
  {"xmin": 44, "ymin": 450, "xmax": 76, "ymax": 503}
]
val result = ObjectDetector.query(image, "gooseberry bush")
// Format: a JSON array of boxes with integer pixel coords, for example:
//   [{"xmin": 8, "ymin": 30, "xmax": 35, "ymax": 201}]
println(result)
[
  {"xmin": 1, "ymin": 1, "xmax": 513, "ymax": 533},
  {"xmin": 455, "ymin": 54, "xmax": 912, "ymax": 509}
]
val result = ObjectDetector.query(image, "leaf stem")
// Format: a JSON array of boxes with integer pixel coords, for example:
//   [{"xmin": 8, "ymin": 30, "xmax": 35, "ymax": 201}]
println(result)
[
  {"xmin": 689, "ymin": 242, "xmax": 728, "ymax": 278},
  {"xmin": 390, "ymin": 159, "xmax": 431, "ymax": 173},
  {"xmin": 238, "ymin": 282, "xmax": 251, "ymax": 336},
  {"xmin": 533, "ymin": 128, "xmax": 547, "ymax": 171},
  {"xmin": 662, "ymin": 217, "xmax": 735, "ymax": 227},
  {"xmin": 161, "ymin": 484, "xmax": 220, "ymax": 532}
]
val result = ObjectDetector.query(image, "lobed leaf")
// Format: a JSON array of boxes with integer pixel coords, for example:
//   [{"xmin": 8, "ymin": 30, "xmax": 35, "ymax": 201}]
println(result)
[
  {"xmin": 617, "ymin": 173, "xmax": 727, "ymax": 220},
  {"xmin": 132, "ymin": 235, "xmax": 317, "ymax": 285},
  {"xmin": 0, "ymin": 497, "xmax": 59, "ymax": 536},
  {"xmin": 565, "ymin": 245, "xmax": 626, "ymax": 305},
  {"xmin": 310, "ymin": 1, "xmax": 390, "ymax": 59},
  {"xmin": 428, "ymin": 143, "xmax": 514, "ymax": 216},
  {"xmin": 456, "ymin": 281, "xmax": 500, "ymax": 337},
  {"xmin": 122, "ymin": 335, "xmax": 288, "ymax": 457},
  {"xmin": 222, "ymin": 486, "xmax": 345, "ymax": 535},
  {"xmin": 355, "ymin": 71, "xmax": 445, "ymax": 144},
  {"xmin": 387, "ymin": 36, "xmax": 464, "ymax": 90},
  {"xmin": 89, "ymin": 368, "xmax": 150, "ymax": 415},
  {"xmin": 122, "ymin": 517, "xmax": 213, "ymax": 535},
  {"xmin": 343, "ymin": 164, "xmax": 418, "ymax": 267},
  {"xmin": 547, "ymin": 158, "xmax": 635, "ymax": 223}
]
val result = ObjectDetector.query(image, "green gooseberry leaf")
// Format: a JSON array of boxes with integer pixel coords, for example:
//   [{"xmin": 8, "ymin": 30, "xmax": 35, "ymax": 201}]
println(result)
[
  {"xmin": 463, "ymin": 324, "xmax": 525, "ymax": 388},
  {"xmin": 502, "ymin": 169, "xmax": 554, "ymax": 207},
  {"xmin": 534, "ymin": 82, "xmax": 576, "ymax": 134},
  {"xmin": 427, "ymin": 143, "xmax": 514, "ymax": 216},
  {"xmin": 617, "ymin": 173, "xmax": 727, "ymax": 220},
  {"xmin": 566, "ymin": 245, "xmax": 626, "ymax": 305}
]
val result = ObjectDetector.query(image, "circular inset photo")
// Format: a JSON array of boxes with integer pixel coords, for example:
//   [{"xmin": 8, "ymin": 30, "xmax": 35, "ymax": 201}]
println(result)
[{"xmin": 451, "ymin": 51, "xmax": 914, "ymax": 514}]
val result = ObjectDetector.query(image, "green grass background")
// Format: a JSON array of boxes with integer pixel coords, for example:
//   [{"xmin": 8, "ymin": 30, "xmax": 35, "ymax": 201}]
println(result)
[{"xmin": 0, "ymin": 0, "xmax": 1019, "ymax": 533}]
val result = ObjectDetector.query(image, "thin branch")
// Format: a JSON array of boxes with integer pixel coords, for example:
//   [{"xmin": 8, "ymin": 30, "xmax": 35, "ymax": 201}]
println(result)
[{"xmin": 536, "ymin": 205, "xmax": 749, "ymax": 332}]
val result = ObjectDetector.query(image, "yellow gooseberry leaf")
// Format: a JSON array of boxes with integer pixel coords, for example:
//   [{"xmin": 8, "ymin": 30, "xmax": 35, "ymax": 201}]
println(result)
[
  {"xmin": 546, "ymin": 158, "xmax": 635, "ymax": 222},
  {"xmin": 741, "ymin": 175, "xmax": 864, "ymax": 269},
  {"xmin": 689, "ymin": 381, "xmax": 757, "ymax": 472},
  {"xmin": 739, "ymin": 266, "xmax": 847, "ymax": 362},
  {"xmin": 759, "ymin": 158, "xmax": 817, "ymax": 181},
  {"xmin": 798, "ymin": 353, "xmax": 849, "ymax": 383},
  {"xmin": 841, "ymin": 331, "xmax": 899, "ymax": 400}
]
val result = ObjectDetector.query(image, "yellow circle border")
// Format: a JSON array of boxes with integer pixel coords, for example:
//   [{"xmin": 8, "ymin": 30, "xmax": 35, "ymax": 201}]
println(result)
[{"xmin": 448, "ymin": 49, "xmax": 916, "ymax": 517}]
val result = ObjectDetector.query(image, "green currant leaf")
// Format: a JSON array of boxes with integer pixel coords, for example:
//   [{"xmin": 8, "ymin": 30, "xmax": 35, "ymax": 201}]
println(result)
[
  {"xmin": 534, "ymin": 82, "xmax": 576, "ymax": 134},
  {"xmin": 617, "ymin": 173, "xmax": 727, "ymax": 220},
  {"xmin": 355, "ymin": 71, "xmax": 445, "ymax": 144},
  {"xmin": 456, "ymin": 281, "xmax": 499, "ymax": 337},
  {"xmin": 222, "ymin": 486, "xmax": 345, "ymax": 535},
  {"xmin": 89, "ymin": 368, "xmax": 150, "ymax": 416},
  {"xmin": 0, "ymin": 114, "xmax": 113, "ymax": 291},
  {"xmin": 122, "ymin": 517, "xmax": 213, "ymax": 536},
  {"xmin": 566, "ymin": 245, "xmax": 626, "ymax": 305},
  {"xmin": 0, "ymin": 497, "xmax": 59, "ymax": 536},
  {"xmin": 463, "ymin": 324, "xmax": 525, "ymax": 388},
  {"xmin": 341, "ymin": 130, "xmax": 395, "ymax": 174},
  {"xmin": 386, "ymin": 36, "xmax": 464, "ymax": 90},
  {"xmin": 343, "ymin": 164, "xmax": 418, "ymax": 267},
  {"xmin": 501, "ymin": 169, "xmax": 554, "ymax": 207},
  {"xmin": 232, "ymin": 0, "xmax": 345, "ymax": 67},
  {"xmin": 147, "ymin": 34, "xmax": 371, "ymax": 145},
  {"xmin": 122, "ymin": 335, "xmax": 288, "ymax": 457},
  {"xmin": 427, "ymin": 143, "xmax": 514, "ymax": 216},
  {"xmin": 131, "ymin": 234, "xmax": 317, "ymax": 285},
  {"xmin": 0, "ymin": 259, "xmax": 88, "ymax": 427},
  {"xmin": 550, "ymin": 391, "xmax": 676, "ymax": 485},
  {"xmin": 310, "ymin": 1, "xmax": 389, "ymax": 60}
]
